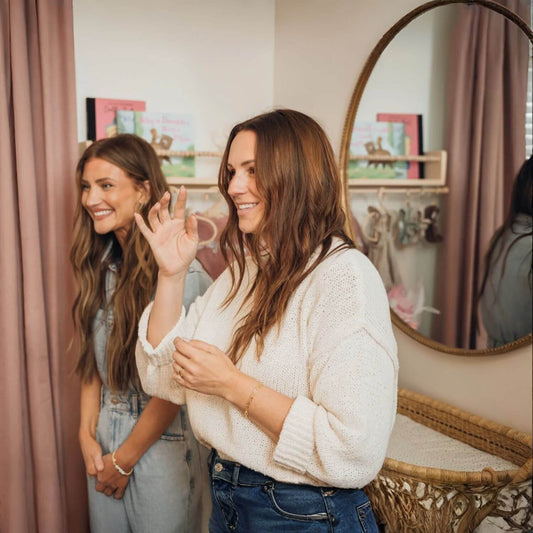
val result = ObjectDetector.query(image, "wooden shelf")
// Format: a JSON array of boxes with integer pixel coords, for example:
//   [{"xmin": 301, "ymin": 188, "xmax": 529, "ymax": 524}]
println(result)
[
  {"xmin": 347, "ymin": 150, "xmax": 447, "ymax": 187},
  {"xmin": 166, "ymin": 177, "xmax": 219, "ymax": 189}
]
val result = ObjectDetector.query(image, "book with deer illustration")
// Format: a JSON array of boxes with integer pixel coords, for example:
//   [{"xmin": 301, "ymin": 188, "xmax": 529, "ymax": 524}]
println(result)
[
  {"xmin": 120, "ymin": 111, "xmax": 195, "ymax": 177},
  {"xmin": 86, "ymin": 98, "xmax": 146, "ymax": 140},
  {"xmin": 377, "ymin": 113, "xmax": 424, "ymax": 179},
  {"xmin": 348, "ymin": 121, "xmax": 407, "ymax": 179}
]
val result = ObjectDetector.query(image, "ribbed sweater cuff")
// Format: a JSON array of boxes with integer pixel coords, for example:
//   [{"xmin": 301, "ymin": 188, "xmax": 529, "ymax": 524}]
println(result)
[
  {"xmin": 273, "ymin": 396, "xmax": 316, "ymax": 474},
  {"xmin": 137, "ymin": 301, "xmax": 185, "ymax": 366}
]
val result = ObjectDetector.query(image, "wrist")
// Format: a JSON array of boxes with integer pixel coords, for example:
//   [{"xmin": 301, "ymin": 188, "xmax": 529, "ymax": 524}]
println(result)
[
  {"xmin": 157, "ymin": 270, "xmax": 187, "ymax": 284},
  {"xmin": 114, "ymin": 444, "xmax": 140, "ymax": 473}
]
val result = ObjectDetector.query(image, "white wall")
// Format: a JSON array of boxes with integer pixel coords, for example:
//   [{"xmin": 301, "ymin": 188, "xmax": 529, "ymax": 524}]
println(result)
[
  {"xmin": 73, "ymin": 0, "xmax": 532, "ymax": 435},
  {"xmin": 274, "ymin": 0, "xmax": 532, "ymax": 434},
  {"xmin": 73, "ymin": 0, "xmax": 275, "ymax": 177}
]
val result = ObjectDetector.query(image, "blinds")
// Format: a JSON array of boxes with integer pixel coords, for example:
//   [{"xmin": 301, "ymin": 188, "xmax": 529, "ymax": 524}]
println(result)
[{"xmin": 527, "ymin": 8, "xmax": 532, "ymax": 157}]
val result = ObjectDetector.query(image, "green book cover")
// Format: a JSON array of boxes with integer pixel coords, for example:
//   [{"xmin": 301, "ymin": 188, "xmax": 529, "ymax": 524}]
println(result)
[{"xmin": 133, "ymin": 111, "xmax": 195, "ymax": 178}]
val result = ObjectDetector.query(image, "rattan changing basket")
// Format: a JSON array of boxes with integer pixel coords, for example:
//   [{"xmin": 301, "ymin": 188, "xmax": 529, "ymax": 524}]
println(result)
[{"xmin": 366, "ymin": 389, "xmax": 532, "ymax": 532}]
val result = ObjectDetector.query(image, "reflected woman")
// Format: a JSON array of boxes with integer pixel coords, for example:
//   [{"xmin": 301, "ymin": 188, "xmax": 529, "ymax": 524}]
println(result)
[
  {"xmin": 70, "ymin": 135, "xmax": 211, "ymax": 532},
  {"xmin": 479, "ymin": 155, "xmax": 532, "ymax": 348}
]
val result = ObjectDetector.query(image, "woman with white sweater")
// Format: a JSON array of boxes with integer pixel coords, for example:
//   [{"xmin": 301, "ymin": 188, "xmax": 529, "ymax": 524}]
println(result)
[{"xmin": 135, "ymin": 109, "xmax": 398, "ymax": 532}]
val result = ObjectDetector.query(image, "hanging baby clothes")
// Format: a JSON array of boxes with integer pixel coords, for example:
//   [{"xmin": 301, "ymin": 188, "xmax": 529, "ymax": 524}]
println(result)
[{"xmin": 363, "ymin": 205, "xmax": 402, "ymax": 291}]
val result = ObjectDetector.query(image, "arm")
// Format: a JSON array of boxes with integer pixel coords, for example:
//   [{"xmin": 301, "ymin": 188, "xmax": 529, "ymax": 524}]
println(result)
[
  {"xmin": 79, "ymin": 374, "xmax": 104, "ymax": 477},
  {"xmin": 172, "ymin": 338, "xmax": 293, "ymax": 442},
  {"xmin": 133, "ymin": 187, "xmax": 198, "ymax": 347}
]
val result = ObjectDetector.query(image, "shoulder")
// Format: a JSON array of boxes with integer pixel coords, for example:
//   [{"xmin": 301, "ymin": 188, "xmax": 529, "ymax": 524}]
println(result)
[{"xmin": 312, "ymin": 243, "xmax": 384, "ymax": 292}]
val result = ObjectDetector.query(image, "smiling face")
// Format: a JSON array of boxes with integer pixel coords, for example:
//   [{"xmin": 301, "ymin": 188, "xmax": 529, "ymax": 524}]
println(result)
[
  {"xmin": 81, "ymin": 157, "xmax": 149, "ymax": 248},
  {"xmin": 227, "ymin": 130, "xmax": 265, "ymax": 234}
]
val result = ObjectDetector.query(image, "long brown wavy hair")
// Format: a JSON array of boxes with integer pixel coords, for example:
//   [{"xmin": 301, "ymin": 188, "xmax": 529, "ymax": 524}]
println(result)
[
  {"xmin": 71, "ymin": 134, "xmax": 169, "ymax": 390},
  {"xmin": 218, "ymin": 109, "xmax": 354, "ymax": 363}
]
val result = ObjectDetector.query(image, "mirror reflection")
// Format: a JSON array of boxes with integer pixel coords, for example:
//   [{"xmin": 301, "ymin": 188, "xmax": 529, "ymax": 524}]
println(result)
[{"xmin": 346, "ymin": 3, "xmax": 532, "ymax": 350}]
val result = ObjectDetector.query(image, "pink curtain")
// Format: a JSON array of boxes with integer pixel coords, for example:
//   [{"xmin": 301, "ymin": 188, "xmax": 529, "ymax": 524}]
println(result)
[
  {"xmin": 435, "ymin": 0, "xmax": 530, "ymax": 349},
  {"xmin": 0, "ymin": 1, "xmax": 87, "ymax": 531}
]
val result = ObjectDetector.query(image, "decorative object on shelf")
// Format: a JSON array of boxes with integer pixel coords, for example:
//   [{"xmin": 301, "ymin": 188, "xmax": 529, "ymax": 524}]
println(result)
[
  {"xmin": 349, "ymin": 121, "xmax": 407, "ymax": 179},
  {"xmin": 117, "ymin": 110, "xmax": 195, "ymax": 178},
  {"xmin": 86, "ymin": 97, "xmax": 145, "ymax": 140},
  {"xmin": 377, "ymin": 113, "xmax": 424, "ymax": 179},
  {"xmin": 366, "ymin": 389, "xmax": 532, "ymax": 532}
]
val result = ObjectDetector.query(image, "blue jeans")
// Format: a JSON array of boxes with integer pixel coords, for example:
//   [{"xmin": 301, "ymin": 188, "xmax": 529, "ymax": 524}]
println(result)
[
  {"xmin": 87, "ymin": 388, "xmax": 210, "ymax": 533},
  {"xmin": 208, "ymin": 450, "xmax": 379, "ymax": 532}
]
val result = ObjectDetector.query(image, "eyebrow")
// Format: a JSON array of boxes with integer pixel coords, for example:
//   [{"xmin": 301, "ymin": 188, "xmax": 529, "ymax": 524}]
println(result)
[
  {"xmin": 226, "ymin": 159, "xmax": 255, "ymax": 169},
  {"xmin": 80, "ymin": 177, "xmax": 115, "ymax": 184}
]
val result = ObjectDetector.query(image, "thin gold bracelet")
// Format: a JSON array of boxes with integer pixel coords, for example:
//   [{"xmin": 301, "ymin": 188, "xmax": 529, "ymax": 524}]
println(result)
[
  {"xmin": 112, "ymin": 449, "xmax": 134, "ymax": 476},
  {"xmin": 243, "ymin": 382, "xmax": 263, "ymax": 419}
]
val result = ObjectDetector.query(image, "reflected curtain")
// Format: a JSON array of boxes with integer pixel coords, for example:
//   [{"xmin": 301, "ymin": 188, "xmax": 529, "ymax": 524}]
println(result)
[
  {"xmin": 0, "ymin": 0, "xmax": 87, "ymax": 532},
  {"xmin": 435, "ymin": 0, "xmax": 530, "ymax": 349}
]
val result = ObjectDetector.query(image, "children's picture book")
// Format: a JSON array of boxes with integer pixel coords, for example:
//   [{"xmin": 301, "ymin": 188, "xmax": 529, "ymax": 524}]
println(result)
[
  {"xmin": 115, "ymin": 110, "xmax": 136, "ymax": 134},
  {"xmin": 348, "ymin": 121, "xmax": 407, "ymax": 179},
  {"xmin": 132, "ymin": 111, "xmax": 195, "ymax": 177},
  {"xmin": 86, "ymin": 98, "xmax": 146, "ymax": 140},
  {"xmin": 377, "ymin": 113, "xmax": 424, "ymax": 179}
]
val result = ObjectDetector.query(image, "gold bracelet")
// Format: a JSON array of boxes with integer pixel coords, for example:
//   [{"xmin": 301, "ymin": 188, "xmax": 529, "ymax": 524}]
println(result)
[
  {"xmin": 243, "ymin": 382, "xmax": 263, "ymax": 419},
  {"xmin": 112, "ymin": 449, "xmax": 134, "ymax": 476}
]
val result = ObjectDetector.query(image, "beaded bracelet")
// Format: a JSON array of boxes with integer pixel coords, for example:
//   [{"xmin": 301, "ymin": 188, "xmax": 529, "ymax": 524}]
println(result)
[
  {"xmin": 112, "ymin": 449, "xmax": 134, "ymax": 476},
  {"xmin": 243, "ymin": 382, "xmax": 263, "ymax": 419}
]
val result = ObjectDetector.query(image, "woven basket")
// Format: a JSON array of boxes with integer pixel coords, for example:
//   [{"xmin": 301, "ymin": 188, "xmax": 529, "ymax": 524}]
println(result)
[{"xmin": 366, "ymin": 388, "xmax": 532, "ymax": 532}]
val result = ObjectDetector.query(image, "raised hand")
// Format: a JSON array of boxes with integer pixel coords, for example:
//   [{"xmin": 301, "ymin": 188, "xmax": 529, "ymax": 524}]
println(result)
[{"xmin": 134, "ymin": 187, "xmax": 198, "ymax": 278}]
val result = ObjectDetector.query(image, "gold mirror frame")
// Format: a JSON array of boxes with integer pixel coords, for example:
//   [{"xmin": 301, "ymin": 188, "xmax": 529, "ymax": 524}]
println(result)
[{"xmin": 340, "ymin": 0, "xmax": 533, "ymax": 356}]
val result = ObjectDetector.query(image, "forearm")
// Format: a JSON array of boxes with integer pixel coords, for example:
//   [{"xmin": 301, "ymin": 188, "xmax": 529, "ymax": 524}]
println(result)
[
  {"xmin": 224, "ymin": 372, "xmax": 294, "ymax": 442},
  {"xmin": 114, "ymin": 397, "xmax": 180, "ymax": 471},
  {"xmin": 147, "ymin": 272, "xmax": 187, "ymax": 347},
  {"xmin": 80, "ymin": 374, "xmax": 102, "ymax": 438}
]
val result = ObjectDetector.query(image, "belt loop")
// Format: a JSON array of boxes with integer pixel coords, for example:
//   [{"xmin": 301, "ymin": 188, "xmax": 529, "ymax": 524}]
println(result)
[{"xmin": 232, "ymin": 463, "xmax": 240, "ymax": 486}]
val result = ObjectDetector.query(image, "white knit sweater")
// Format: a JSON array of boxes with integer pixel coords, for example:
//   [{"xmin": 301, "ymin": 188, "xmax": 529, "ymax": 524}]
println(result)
[{"xmin": 136, "ymin": 242, "xmax": 398, "ymax": 488}]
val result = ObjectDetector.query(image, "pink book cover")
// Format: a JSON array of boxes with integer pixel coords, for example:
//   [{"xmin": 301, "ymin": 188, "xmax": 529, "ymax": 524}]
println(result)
[
  {"xmin": 87, "ymin": 98, "xmax": 146, "ymax": 140},
  {"xmin": 377, "ymin": 113, "xmax": 424, "ymax": 179}
]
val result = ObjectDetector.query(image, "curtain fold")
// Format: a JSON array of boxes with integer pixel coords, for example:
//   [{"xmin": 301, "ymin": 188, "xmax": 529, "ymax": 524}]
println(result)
[
  {"xmin": 435, "ymin": 0, "xmax": 530, "ymax": 349},
  {"xmin": 0, "ymin": 0, "xmax": 87, "ymax": 531}
]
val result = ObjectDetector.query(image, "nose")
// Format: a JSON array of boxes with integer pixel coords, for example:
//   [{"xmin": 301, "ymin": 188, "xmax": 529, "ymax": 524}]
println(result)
[
  {"xmin": 83, "ymin": 186, "xmax": 101, "ymax": 207},
  {"xmin": 228, "ymin": 169, "xmax": 249, "ymax": 196}
]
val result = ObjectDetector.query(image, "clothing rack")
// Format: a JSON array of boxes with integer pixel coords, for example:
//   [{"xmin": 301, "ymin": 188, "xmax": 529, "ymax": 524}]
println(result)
[{"xmin": 349, "ymin": 186, "xmax": 449, "ymax": 196}]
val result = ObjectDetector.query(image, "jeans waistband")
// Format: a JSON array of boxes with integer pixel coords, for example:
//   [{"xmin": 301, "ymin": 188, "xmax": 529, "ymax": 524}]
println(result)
[
  {"xmin": 209, "ymin": 449, "xmax": 277, "ymax": 487},
  {"xmin": 101, "ymin": 387, "xmax": 149, "ymax": 417}
]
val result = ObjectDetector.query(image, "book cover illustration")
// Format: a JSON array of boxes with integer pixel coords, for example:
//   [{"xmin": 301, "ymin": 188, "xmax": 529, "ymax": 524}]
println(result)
[
  {"xmin": 348, "ymin": 121, "xmax": 407, "ymax": 179},
  {"xmin": 134, "ymin": 112, "xmax": 195, "ymax": 177},
  {"xmin": 377, "ymin": 113, "xmax": 424, "ymax": 179},
  {"xmin": 115, "ymin": 110, "xmax": 136, "ymax": 134},
  {"xmin": 86, "ymin": 98, "xmax": 146, "ymax": 140}
]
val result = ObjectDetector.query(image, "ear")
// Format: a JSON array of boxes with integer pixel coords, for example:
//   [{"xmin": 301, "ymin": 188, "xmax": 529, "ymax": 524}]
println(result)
[{"xmin": 138, "ymin": 180, "xmax": 151, "ymax": 204}]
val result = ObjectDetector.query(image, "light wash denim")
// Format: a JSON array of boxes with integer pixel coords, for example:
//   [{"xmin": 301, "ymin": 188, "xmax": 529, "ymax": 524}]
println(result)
[
  {"xmin": 208, "ymin": 450, "xmax": 379, "ymax": 533},
  {"xmin": 87, "ymin": 259, "xmax": 212, "ymax": 533}
]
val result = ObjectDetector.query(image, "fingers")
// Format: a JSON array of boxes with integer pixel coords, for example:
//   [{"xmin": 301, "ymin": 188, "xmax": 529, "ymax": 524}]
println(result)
[
  {"xmin": 93, "ymin": 451, "xmax": 104, "ymax": 473},
  {"xmin": 173, "ymin": 186, "xmax": 187, "ymax": 221},
  {"xmin": 174, "ymin": 337, "xmax": 218, "ymax": 357},
  {"xmin": 114, "ymin": 487, "xmax": 125, "ymax": 500},
  {"xmin": 159, "ymin": 191, "xmax": 171, "ymax": 223},
  {"xmin": 186, "ymin": 213, "xmax": 199, "ymax": 243},
  {"xmin": 148, "ymin": 201, "xmax": 163, "ymax": 231},
  {"xmin": 134, "ymin": 212, "xmax": 152, "ymax": 240}
]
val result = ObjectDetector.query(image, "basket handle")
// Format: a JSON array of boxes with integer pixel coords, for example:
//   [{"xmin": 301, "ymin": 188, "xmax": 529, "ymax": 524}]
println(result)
[{"xmin": 511, "ymin": 458, "xmax": 532, "ymax": 483}]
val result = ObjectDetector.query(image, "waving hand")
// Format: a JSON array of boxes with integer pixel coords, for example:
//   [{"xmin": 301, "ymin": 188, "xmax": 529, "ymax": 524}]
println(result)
[{"xmin": 134, "ymin": 188, "xmax": 198, "ymax": 278}]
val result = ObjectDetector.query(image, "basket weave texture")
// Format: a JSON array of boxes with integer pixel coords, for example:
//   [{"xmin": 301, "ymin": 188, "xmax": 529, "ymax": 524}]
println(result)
[{"xmin": 365, "ymin": 389, "xmax": 532, "ymax": 532}]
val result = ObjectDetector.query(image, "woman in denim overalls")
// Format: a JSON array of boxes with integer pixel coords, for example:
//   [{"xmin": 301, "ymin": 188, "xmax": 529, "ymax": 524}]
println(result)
[{"xmin": 71, "ymin": 135, "xmax": 212, "ymax": 532}]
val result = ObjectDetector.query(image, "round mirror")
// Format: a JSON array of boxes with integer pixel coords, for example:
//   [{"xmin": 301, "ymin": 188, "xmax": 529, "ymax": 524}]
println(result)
[{"xmin": 340, "ymin": 0, "xmax": 532, "ymax": 355}]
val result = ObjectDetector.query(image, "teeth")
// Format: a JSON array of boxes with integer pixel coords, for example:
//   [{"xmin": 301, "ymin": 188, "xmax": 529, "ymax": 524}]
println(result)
[
  {"xmin": 94, "ymin": 210, "xmax": 113, "ymax": 216},
  {"xmin": 237, "ymin": 203, "xmax": 258, "ymax": 210}
]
